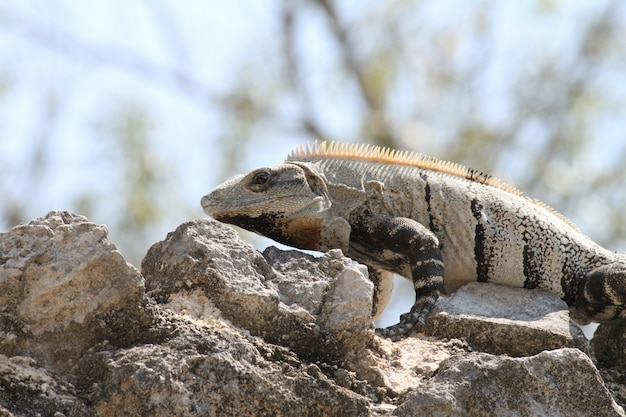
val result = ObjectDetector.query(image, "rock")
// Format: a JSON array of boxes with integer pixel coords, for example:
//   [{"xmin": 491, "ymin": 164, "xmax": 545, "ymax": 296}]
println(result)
[
  {"xmin": 0, "ymin": 211, "xmax": 151, "ymax": 374},
  {"xmin": 397, "ymin": 348, "xmax": 624, "ymax": 417},
  {"xmin": 592, "ymin": 321, "xmax": 626, "ymax": 407},
  {"xmin": 0, "ymin": 211, "xmax": 624, "ymax": 416},
  {"xmin": 0, "ymin": 354, "xmax": 90, "ymax": 416},
  {"xmin": 262, "ymin": 245, "xmax": 374, "ymax": 349},
  {"xmin": 425, "ymin": 282, "xmax": 590, "ymax": 357},
  {"xmin": 81, "ymin": 309, "xmax": 371, "ymax": 417},
  {"xmin": 142, "ymin": 219, "xmax": 374, "ymax": 362},
  {"xmin": 361, "ymin": 336, "xmax": 462, "ymax": 395},
  {"xmin": 593, "ymin": 320, "xmax": 626, "ymax": 369}
]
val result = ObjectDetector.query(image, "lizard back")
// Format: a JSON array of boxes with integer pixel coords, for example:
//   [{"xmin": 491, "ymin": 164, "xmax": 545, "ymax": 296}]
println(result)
[{"xmin": 288, "ymin": 141, "xmax": 617, "ymax": 297}]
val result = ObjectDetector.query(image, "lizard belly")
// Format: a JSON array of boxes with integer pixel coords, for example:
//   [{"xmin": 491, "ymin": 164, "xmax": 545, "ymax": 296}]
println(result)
[{"xmin": 439, "ymin": 225, "xmax": 491, "ymax": 294}]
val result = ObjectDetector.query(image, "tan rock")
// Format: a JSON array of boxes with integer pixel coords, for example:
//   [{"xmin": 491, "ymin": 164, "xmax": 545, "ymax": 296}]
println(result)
[
  {"xmin": 142, "ymin": 219, "xmax": 374, "ymax": 362},
  {"xmin": 397, "ymin": 348, "xmax": 624, "ymax": 417},
  {"xmin": 0, "ymin": 211, "xmax": 151, "ymax": 373},
  {"xmin": 425, "ymin": 281, "xmax": 590, "ymax": 356},
  {"xmin": 0, "ymin": 213, "xmax": 623, "ymax": 416}
]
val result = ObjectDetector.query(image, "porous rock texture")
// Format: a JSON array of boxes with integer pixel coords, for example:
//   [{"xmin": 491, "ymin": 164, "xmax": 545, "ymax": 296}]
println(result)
[
  {"xmin": 0, "ymin": 210, "xmax": 624, "ymax": 416},
  {"xmin": 424, "ymin": 281, "xmax": 590, "ymax": 357}
]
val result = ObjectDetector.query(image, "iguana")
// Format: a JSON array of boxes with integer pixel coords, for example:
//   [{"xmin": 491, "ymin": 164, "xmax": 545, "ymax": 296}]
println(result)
[{"xmin": 201, "ymin": 141, "xmax": 626, "ymax": 338}]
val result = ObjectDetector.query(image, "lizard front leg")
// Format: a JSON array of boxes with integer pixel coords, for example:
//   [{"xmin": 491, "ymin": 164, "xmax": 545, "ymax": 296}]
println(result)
[{"xmin": 349, "ymin": 215, "xmax": 444, "ymax": 338}]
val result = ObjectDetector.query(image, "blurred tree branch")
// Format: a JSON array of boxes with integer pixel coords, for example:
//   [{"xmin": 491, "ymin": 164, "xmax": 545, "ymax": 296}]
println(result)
[
  {"xmin": 315, "ymin": 0, "xmax": 395, "ymax": 147},
  {"xmin": 0, "ymin": 6, "xmax": 217, "ymax": 105}
]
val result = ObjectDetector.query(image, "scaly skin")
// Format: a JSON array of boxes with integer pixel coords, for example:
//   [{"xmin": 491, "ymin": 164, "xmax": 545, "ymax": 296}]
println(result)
[{"xmin": 201, "ymin": 141, "xmax": 626, "ymax": 338}]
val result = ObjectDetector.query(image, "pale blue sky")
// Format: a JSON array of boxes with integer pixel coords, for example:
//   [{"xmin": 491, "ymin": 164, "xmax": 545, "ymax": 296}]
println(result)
[{"xmin": 1, "ymin": 0, "xmax": 624, "ymax": 243}]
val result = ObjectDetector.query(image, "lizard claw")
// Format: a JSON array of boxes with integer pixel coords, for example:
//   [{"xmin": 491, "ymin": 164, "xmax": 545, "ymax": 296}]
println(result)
[
  {"xmin": 374, "ymin": 311, "xmax": 424, "ymax": 339},
  {"xmin": 375, "ymin": 294, "xmax": 436, "ymax": 339}
]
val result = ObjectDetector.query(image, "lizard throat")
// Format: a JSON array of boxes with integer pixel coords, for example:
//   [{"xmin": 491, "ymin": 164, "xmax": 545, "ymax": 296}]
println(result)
[{"xmin": 215, "ymin": 213, "xmax": 323, "ymax": 251}]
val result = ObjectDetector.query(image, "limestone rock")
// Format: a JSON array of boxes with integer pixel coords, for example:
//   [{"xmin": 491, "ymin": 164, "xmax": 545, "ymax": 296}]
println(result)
[
  {"xmin": 592, "ymin": 321, "xmax": 626, "ymax": 406},
  {"xmin": 0, "ymin": 211, "xmax": 151, "ymax": 373},
  {"xmin": 0, "ymin": 212, "xmax": 624, "ymax": 416},
  {"xmin": 262, "ymin": 245, "xmax": 374, "ymax": 349},
  {"xmin": 0, "ymin": 354, "xmax": 90, "ymax": 416},
  {"xmin": 142, "ymin": 219, "xmax": 374, "ymax": 362},
  {"xmin": 361, "ymin": 336, "xmax": 461, "ymax": 395},
  {"xmin": 425, "ymin": 282, "xmax": 590, "ymax": 356},
  {"xmin": 81, "ymin": 309, "xmax": 370, "ymax": 417},
  {"xmin": 593, "ymin": 320, "xmax": 626, "ymax": 369},
  {"xmin": 397, "ymin": 348, "xmax": 624, "ymax": 417}
]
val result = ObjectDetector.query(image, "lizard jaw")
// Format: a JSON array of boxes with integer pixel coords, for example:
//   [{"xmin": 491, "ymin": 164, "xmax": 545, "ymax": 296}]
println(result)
[{"xmin": 210, "ymin": 212, "xmax": 324, "ymax": 251}]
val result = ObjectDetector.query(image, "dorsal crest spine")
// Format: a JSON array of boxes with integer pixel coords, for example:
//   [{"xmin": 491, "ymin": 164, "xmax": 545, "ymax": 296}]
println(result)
[
  {"xmin": 289, "ymin": 140, "xmax": 522, "ymax": 196},
  {"xmin": 288, "ymin": 140, "xmax": 579, "ymax": 231}
]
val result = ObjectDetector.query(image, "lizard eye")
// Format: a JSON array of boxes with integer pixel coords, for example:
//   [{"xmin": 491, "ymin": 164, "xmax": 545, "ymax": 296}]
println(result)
[
  {"xmin": 252, "ymin": 172, "xmax": 269, "ymax": 185},
  {"xmin": 248, "ymin": 171, "xmax": 271, "ymax": 191}
]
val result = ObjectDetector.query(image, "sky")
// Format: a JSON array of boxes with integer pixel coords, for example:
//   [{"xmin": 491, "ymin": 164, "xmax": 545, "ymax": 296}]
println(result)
[
  {"xmin": 1, "ymin": 1, "xmax": 624, "ymax": 336},
  {"xmin": 2, "ymin": 1, "xmax": 624, "ymax": 225}
]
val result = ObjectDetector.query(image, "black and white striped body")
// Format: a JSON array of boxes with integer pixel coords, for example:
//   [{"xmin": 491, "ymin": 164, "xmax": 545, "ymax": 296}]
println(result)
[
  {"xmin": 299, "ymin": 156, "xmax": 626, "ymax": 332},
  {"xmin": 202, "ymin": 141, "xmax": 626, "ymax": 338}
]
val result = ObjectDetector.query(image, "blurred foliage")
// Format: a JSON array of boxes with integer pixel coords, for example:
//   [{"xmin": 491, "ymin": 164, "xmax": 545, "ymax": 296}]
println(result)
[
  {"xmin": 97, "ymin": 105, "xmax": 162, "ymax": 263},
  {"xmin": 0, "ymin": 0, "xmax": 625, "ymax": 266}
]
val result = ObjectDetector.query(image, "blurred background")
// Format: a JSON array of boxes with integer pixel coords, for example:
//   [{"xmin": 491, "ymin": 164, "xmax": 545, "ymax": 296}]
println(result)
[{"xmin": 1, "ymin": 1, "xmax": 625, "ymax": 331}]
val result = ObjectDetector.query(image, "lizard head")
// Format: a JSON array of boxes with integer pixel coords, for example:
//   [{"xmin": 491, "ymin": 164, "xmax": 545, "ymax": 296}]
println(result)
[{"xmin": 201, "ymin": 162, "xmax": 335, "ymax": 251}]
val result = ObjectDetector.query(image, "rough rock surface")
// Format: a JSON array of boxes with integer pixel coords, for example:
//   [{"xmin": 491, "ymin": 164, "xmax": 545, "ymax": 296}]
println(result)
[
  {"xmin": 396, "ymin": 348, "xmax": 619, "ymax": 417},
  {"xmin": 593, "ymin": 321, "xmax": 626, "ymax": 407},
  {"xmin": 0, "ymin": 210, "xmax": 624, "ymax": 416},
  {"xmin": 0, "ymin": 211, "xmax": 151, "ymax": 374},
  {"xmin": 142, "ymin": 220, "xmax": 374, "ymax": 363},
  {"xmin": 425, "ymin": 281, "xmax": 590, "ymax": 357}
]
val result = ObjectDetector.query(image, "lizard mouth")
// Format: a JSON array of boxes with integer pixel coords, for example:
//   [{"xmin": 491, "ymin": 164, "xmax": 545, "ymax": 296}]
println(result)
[
  {"xmin": 200, "ymin": 195, "xmax": 213, "ymax": 212},
  {"xmin": 200, "ymin": 195, "xmax": 225, "ymax": 218}
]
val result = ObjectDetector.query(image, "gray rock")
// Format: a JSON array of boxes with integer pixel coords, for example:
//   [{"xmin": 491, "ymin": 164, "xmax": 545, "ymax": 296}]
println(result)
[
  {"xmin": 0, "ymin": 212, "xmax": 624, "ymax": 416},
  {"xmin": 263, "ymin": 245, "xmax": 374, "ymax": 349},
  {"xmin": 425, "ymin": 282, "xmax": 590, "ymax": 356},
  {"xmin": 592, "ymin": 321, "xmax": 626, "ymax": 406},
  {"xmin": 0, "ymin": 354, "xmax": 90, "ymax": 416},
  {"xmin": 82, "ymin": 309, "xmax": 370, "ymax": 417},
  {"xmin": 593, "ymin": 320, "xmax": 626, "ymax": 369},
  {"xmin": 142, "ymin": 219, "xmax": 374, "ymax": 362},
  {"xmin": 0, "ymin": 210, "xmax": 151, "ymax": 373},
  {"xmin": 397, "ymin": 348, "xmax": 625, "ymax": 417}
]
